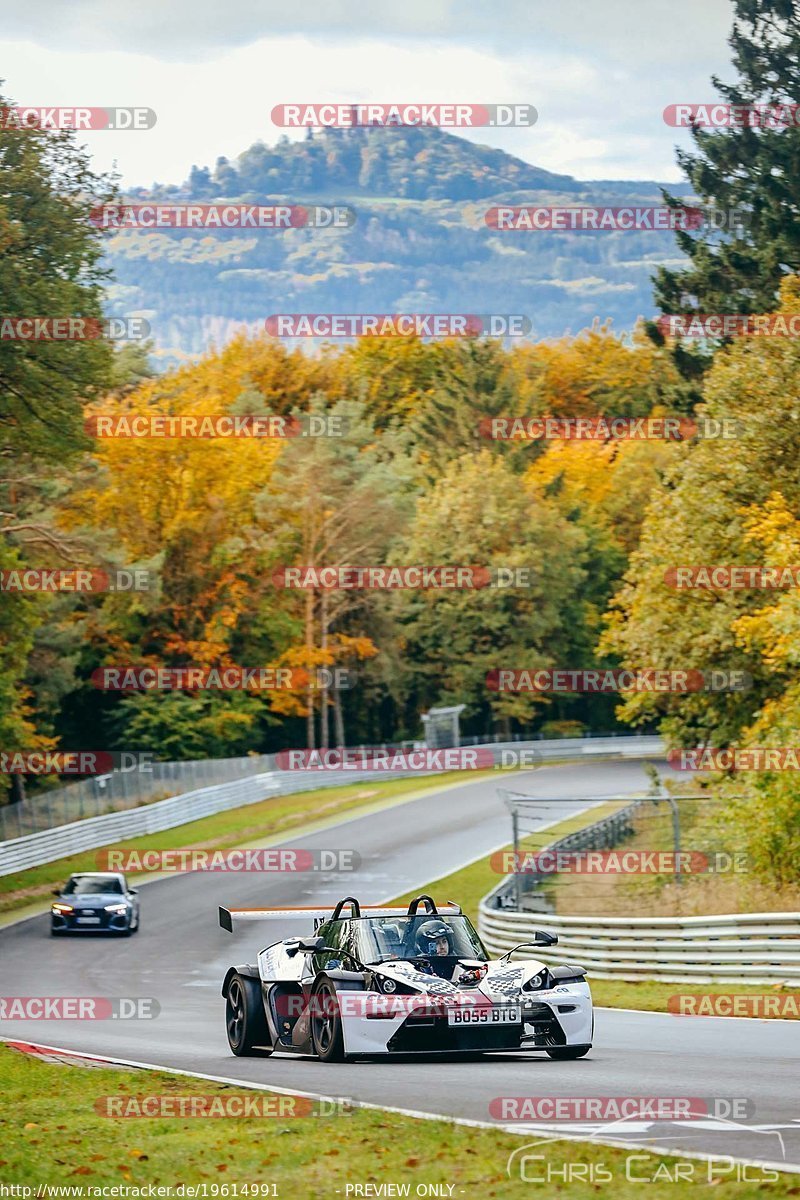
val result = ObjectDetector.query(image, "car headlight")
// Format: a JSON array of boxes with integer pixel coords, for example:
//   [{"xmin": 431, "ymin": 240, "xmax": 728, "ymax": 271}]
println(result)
[
  {"xmin": 523, "ymin": 971, "xmax": 548, "ymax": 991},
  {"xmin": 104, "ymin": 903, "xmax": 128, "ymax": 914},
  {"xmin": 51, "ymin": 903, "xmax": 73, "ymax": 914},
  {"xmin": 374, "ymin": 974, "xmax": 416, "ymax": 995}
]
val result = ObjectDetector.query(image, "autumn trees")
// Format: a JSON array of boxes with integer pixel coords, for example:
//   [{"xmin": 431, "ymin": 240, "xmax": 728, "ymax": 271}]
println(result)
[{"xmin": 3, "ymin": 322, "xmax": 686, "ymax": 764}]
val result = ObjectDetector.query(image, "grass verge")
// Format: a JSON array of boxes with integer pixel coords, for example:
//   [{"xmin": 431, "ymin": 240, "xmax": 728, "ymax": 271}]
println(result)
[{"xmin": 0, "ymin": 1044, "xmax": 793, "ymax": 1195}]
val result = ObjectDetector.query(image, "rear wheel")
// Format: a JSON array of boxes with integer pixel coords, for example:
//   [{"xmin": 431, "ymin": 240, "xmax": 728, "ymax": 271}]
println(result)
[
  {"xmin": 546, "ymin": 1044, "xmax": 591, "ymax": 1059},
  {"xmin": 311, "ymin": 981, "xmax": 345, "ymax": 1062},
  {"xmin": 226, "ymin": 974, "xmax": 271, "ymax": 1056}
]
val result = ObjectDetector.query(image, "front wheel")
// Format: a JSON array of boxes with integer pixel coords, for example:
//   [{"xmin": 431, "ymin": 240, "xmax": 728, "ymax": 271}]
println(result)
[
  {"xmin": 225, "ymin": 974, "xmax": 271, "ymax": 1057},
  {"xmin": 546, "ymin": 1044, "xmax": 591, "ymax": 1060},
  {"xmin": 311, "ymin": 981, "xmax": 345, "ymax": 1062}
]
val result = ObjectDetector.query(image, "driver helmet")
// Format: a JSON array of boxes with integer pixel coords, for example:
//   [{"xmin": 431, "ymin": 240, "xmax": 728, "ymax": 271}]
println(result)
[{"xmin": 415, "ymin": 920, "xmax": 452, "ymax": 956}]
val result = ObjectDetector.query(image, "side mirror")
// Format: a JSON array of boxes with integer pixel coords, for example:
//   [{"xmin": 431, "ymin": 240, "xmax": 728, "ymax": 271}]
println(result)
[
  {"xmin": 286, "ymin": 936, "xmax": 326, "ymax": 957},
  {"xmin": 534, "ymin": 931, "xmax": 558, "ymax": 946},
  {"xmin": 51, "ymin": 888, "xmax": 61, "ymax": 897},
  {"xmin": 299, "ymin": 936, "xmax": 327, "ymax": 952},
  {"xmin": 500, "ymin": 935, "xmax": 558, "ymax": 962},
  {"xmin": 129, "ymin": 888, "xmax": 139, "ymax": 896}
]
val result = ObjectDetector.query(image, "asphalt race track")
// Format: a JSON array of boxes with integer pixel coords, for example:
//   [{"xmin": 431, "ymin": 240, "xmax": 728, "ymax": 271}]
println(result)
[{"xmin": 1, "ymin": 759, "xmax": 798, "ymax": 1171}]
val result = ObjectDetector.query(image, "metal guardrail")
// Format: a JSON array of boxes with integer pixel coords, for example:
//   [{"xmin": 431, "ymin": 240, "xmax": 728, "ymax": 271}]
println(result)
[
  {"xmin": 0, "ymin": 735, "xmax": 664, "ymax": 877},
  {"xmin": 478, "ymin": 805, "xmax": 800, "ymax": 985},
  {"xmin": 479, "ymin": 904, "xmax": 800, "ymax": 985}
]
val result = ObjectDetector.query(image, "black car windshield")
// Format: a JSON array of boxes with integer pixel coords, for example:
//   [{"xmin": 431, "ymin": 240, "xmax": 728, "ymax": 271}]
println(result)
[
  {"xmin": 63, "ymin": 875, "xmax": 123, "ymax": 895},
  {"xmin": 354, "ymin": 915, "xmax": 488, "ymax": 964}
]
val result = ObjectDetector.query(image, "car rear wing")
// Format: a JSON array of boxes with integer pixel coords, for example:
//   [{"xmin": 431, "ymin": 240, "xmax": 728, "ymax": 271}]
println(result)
[{"xmin": 219, "ymin": 901, "xmax": 462, "ymax": 933}]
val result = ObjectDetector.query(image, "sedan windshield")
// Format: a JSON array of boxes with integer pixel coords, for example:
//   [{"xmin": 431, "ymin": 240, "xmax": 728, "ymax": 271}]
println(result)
[
  {"xmin": 63, "ymin": 875, "xmax": 123, "ymax": 895},
  {"xmin": 355, "ymin": 914, "xmax": 488, "ymax": 964}
]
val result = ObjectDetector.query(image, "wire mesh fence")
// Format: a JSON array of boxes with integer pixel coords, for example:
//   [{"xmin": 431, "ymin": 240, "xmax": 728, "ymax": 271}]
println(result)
[
  {"xmin": 0, "ymin": 754, "xmax": 275, "ymax": 841},
  {"xmin": 494, "ymin": 790, "xmax": 746, "ymax": 919}
]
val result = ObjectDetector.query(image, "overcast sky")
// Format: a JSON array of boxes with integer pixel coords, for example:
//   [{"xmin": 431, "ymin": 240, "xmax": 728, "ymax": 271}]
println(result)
[{"xmin": 1, "ymin": 0, "xmax": 736, "ymax": 188}]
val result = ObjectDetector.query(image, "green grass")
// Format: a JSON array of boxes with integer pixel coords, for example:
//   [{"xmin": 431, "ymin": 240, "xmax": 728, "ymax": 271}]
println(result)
[
  {"xmin": 590, "ymin": 977, "xmax": 800, "ymax": 1016},
  {"xmin": 0, "ymin": 769, "xmax": 499, "ymax": 918},
  {"xmin": 0, "ymin": 1044, "xmax": 794, "ymax": 1195}
]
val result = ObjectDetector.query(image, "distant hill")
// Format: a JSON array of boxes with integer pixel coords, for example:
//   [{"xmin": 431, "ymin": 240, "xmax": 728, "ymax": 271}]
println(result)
[{"xmin": 106, "ymin": 126, "xmax": 691, "ymax": 365}]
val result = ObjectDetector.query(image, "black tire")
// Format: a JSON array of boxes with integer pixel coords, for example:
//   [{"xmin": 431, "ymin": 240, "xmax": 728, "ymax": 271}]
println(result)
[
  {"xmin": 546, "ymin": 1044, "xmax": 591, "ymax": 1060},
  {"xmin": 50, "ymin": 927, "xmax": 65, "ymax": 937},
  {"xmin": 311, "ymin": 980, "xmax": 345, "ymax": 1062},
  {"xmin": 225, "ymin": 974, "xmax": 271, "ymax": 1057}
]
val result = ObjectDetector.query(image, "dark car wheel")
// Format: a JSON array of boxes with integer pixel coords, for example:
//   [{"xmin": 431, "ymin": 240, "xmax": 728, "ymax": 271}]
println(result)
[
  {"xmin": 226, "ymin": 974, "xmax": 271, "ymax": 1056},
  {"xmin": 311, "ymin": 981, "xmax": 345, "ymax": 1062},
  {"xmin": 546, "ymin": 1044, "xmax": 591, "ymax": 1059}
]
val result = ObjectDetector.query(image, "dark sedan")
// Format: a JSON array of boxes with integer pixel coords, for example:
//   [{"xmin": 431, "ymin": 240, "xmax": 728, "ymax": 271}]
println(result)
[{"xmin": 51, "ymin": 872, "xmax": 140, "ymax": 936}]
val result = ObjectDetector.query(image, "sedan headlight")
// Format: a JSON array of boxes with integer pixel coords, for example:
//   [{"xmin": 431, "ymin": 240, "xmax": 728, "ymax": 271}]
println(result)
[
  {"xmin": 104, "ymin": 903, "xmax": 128, "ymax": 914},
  {"xmin": 51, "ymin": 903, "xmax": 73, "ymax": 914}
]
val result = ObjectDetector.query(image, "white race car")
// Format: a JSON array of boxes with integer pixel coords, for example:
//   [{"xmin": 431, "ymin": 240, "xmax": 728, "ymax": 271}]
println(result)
[{"xmin": 220, "ymin": 895, "xmax": 593, "ymax": 1061}]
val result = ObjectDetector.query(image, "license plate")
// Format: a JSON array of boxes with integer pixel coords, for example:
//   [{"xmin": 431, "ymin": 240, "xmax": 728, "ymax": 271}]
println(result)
[
  {"xmin": 447, "ymin": 1005, "xmax": 520, "ymax": 1026},
  {"xmin": 76, "ymin": 916, "xmax": 100, "ymax": 924}
]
